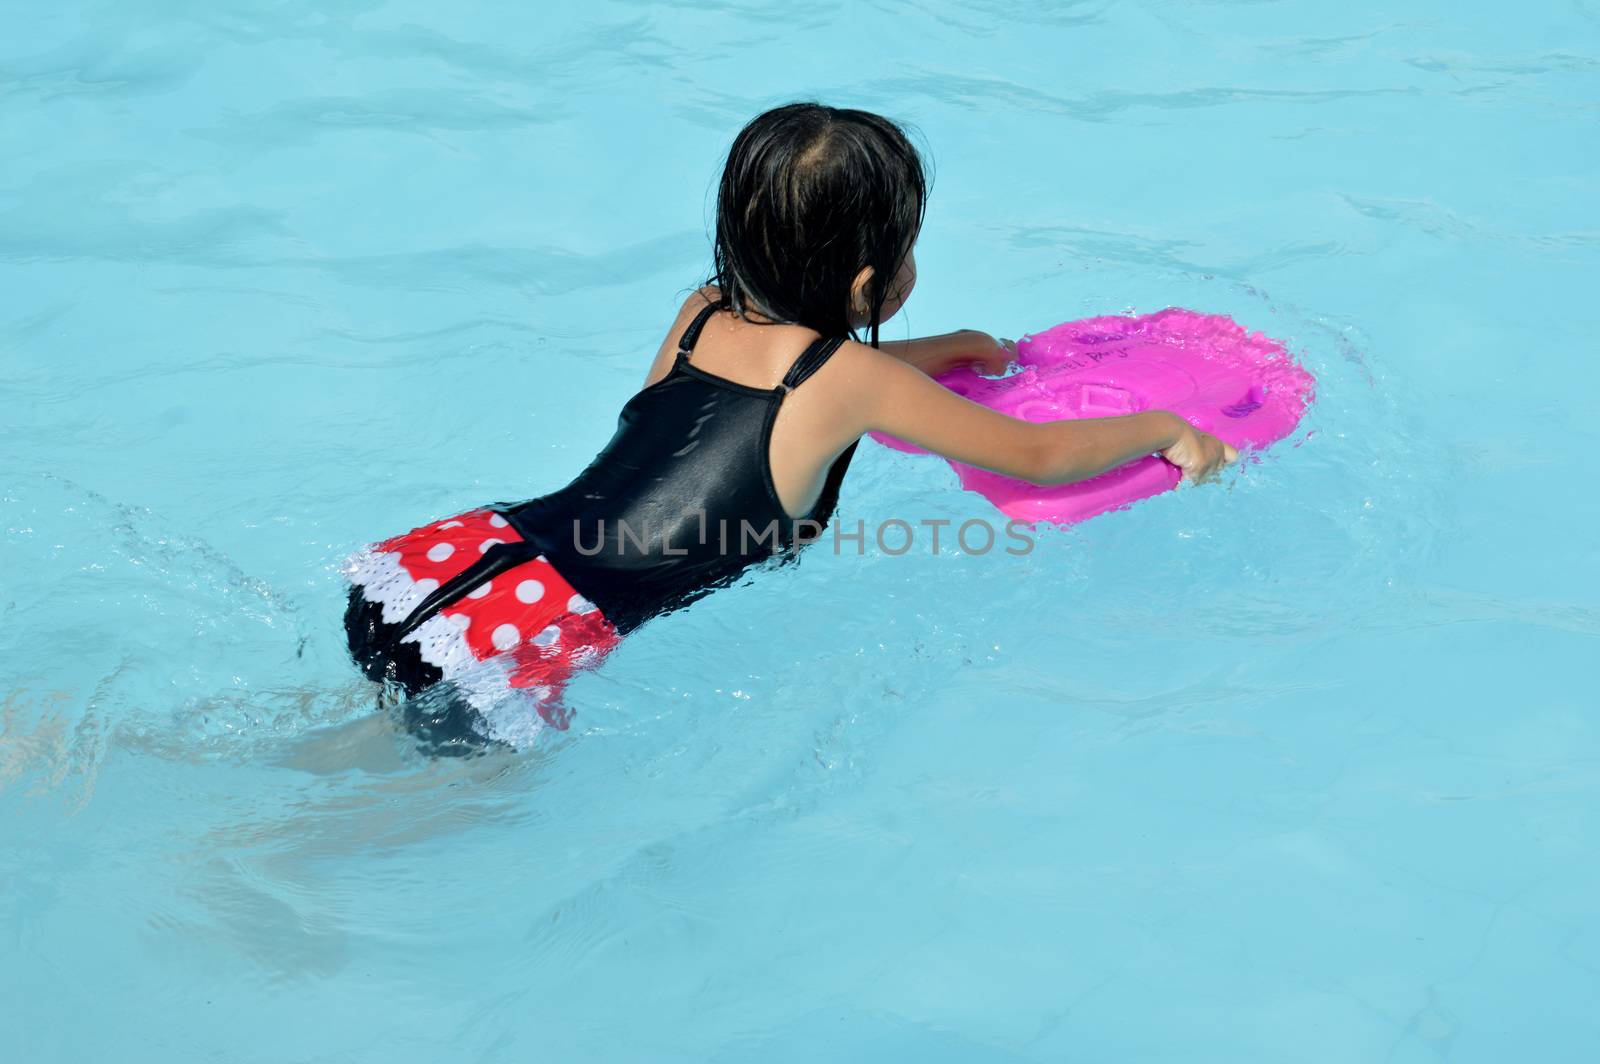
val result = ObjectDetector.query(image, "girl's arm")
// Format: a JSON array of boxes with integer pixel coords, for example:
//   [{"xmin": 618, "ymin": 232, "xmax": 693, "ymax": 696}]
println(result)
[
  {"xmin": 877, "ymin": 330, "xmax": 1015, "ymax": 377},
  {"xmin": 838, "ymin": 342, "xmax": 1235, "ymax": 485}
]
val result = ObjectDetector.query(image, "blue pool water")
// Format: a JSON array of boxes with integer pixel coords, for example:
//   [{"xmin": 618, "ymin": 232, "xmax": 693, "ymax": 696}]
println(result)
[{"xmin": 4, "ymin": 1, "xmax": 1598, "ymax": 1059}]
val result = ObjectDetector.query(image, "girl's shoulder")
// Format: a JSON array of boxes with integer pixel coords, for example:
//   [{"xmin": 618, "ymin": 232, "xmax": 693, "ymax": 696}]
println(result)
[
  {"xmin": 681, "ymin": 284, "xmax": 721, "ymax": 321},
  {"xmin": 647, "ymin": 287, "xmax": 722, "ymax": 379},
  {"xmin": 668, "ymin": 284, "xmax": 720, "ymax": 331}
]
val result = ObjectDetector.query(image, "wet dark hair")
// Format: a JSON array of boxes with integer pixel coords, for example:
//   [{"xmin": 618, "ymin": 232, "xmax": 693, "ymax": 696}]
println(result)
[{"xmin": 708, "ymin": 101, "xmax": 928, "ymax": 347}]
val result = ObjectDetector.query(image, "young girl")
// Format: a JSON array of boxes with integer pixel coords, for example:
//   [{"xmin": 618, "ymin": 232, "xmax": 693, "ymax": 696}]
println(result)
[{"xmin": 344, "ymin": 101, "xmax": 1235, "ymax": 753}]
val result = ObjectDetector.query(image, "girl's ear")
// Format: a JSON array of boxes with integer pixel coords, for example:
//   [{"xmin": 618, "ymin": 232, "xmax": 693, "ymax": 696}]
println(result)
[{"xmin": 850, "ymin": 265, "xmax": 876, "ymax": 319}]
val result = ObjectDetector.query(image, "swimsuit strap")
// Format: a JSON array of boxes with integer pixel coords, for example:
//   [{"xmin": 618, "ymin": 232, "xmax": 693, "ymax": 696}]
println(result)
[
  {"xmin": 778, "ymin": 335, "xmax": 848, "ymax": 394},
  {"xmin": 676, "ymin": 302, "xmax": 844, "ymax": 396},
  {"xmin": 675, "ymin": 301, "xmax": 719, "ymax": 360}
]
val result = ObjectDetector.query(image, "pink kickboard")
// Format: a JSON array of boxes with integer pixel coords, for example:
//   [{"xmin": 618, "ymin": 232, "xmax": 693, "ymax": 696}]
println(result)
[{"xmin": 869, "ymin": 308, "xmax": 1316, "ymax": 525}]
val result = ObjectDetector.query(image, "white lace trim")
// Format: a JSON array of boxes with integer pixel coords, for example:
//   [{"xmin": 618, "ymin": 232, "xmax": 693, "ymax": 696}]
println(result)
[
  {"xmin": 433, "ymin": 650, "xmax": 515, "ymax": 714},
  {"xmin": 344, "ymin": 541, "xmax": 559, "ymax": 741},
  {"xmin": 398, "ymin": 610, "xmax": 477, "ymax": 679},
  {"xmin": 343, "ymin": 548, "xmax": 434, "ymax": 626}
]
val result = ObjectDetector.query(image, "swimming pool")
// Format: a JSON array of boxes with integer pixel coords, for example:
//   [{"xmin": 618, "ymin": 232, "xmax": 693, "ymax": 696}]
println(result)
[{"xmin": 3, "ymin": 0, "xmax": 1597, "ymax": 1059}]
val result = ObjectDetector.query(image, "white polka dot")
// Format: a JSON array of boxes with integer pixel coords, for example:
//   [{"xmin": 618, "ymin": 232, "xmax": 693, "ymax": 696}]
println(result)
[
  {"xmin": 532, "ymin": 625, "xmax": 560, "ymax": 647},
  {"xmin": 439, "ymin": 520, "xmax": 464, "ymax": 529},
  {"xmin": 467, "ymin": 580, "xmax": 492, "ymax": 599},
  {"xmin": 479, "ymin": 538, "xmax": 505, "ymax": 554},
  {"xmin": 516, "ymin": 579, "xmax": 545, "ymax": 604},
  {"xmin": 415, "ymin": 578, "xmax": 440, "ymax": 594},
  {"xmin": 447, "ymin": 613, "xmax": 471, "ymax": 630},
  {"xmin": 491, "ymin": 624, "xmax": 521, "ymax": 651},
  {"xmin": 572, "ymin": 645, "xmax": 599, "ymax": 666},
  {"xmin": 567, "ymin": 593, "xmax": 596, "ymax": 615},
  {"xmin": 426, "ymin": 542, "xmax": 455, "ymax": 563},
  {"xmin": 489, "ymin": 513, "xmax": 509, "ymax": 528}
]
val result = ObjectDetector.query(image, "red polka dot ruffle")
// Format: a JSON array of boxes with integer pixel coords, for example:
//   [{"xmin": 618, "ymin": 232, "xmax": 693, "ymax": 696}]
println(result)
[{"xmin": 365, "ymin": 507, "xmax": 620, "ymax": 725}]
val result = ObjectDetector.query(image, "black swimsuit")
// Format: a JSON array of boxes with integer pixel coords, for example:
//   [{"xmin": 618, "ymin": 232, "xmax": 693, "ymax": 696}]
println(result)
[
  {"xmin": 502, "ymin": 301, "xmax": 858, "ymax": 633},
  {"xmin": 344, "ymin": 301, "xmax": 858, "ymax": 727}
]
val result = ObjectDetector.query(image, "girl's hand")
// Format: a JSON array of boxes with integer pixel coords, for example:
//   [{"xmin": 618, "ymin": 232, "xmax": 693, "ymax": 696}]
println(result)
[
  {"xmin": 1159, "ymin": 419, "xmax": 1239, "ymax": 484},
  {"xmin": 953, "ymin": 330, "xmax": 1017, "ymax": 376}
]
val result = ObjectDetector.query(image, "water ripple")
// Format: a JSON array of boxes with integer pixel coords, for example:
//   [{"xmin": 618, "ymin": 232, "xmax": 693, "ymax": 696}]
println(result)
[{"xmin": 195, "ymin": 89, "xmax": 568, "ymax": 147}]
